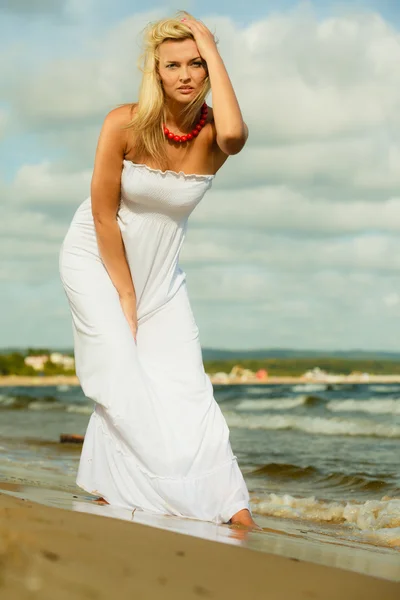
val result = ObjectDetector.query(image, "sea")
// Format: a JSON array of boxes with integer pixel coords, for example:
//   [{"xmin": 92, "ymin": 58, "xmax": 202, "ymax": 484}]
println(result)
[{"xmin": 1, "ymin": 381, "xmax": 400, "ymax": 554}]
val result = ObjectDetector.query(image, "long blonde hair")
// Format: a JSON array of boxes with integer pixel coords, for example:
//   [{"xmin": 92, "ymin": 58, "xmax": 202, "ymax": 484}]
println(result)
[{"xmin": 124, "ymin": 10, "xmax": 212, "ymax": 170}]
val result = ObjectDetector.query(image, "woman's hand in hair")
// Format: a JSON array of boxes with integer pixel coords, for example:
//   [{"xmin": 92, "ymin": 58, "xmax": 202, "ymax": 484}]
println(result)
[{"xmin": 180, "ymin": 17, "xmax": 218, "ymax": 62}]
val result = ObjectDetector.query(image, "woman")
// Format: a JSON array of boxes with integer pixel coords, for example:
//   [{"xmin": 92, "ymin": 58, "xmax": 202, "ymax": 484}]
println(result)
[{"xmin": 59, "ymin": 11, "xmax": 258, "ymax": 528}]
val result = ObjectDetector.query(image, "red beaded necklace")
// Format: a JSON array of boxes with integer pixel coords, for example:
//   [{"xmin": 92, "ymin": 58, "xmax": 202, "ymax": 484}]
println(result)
[{"xmin": 163, "ymin": 102, "xmax": 208, "ymax": 143}]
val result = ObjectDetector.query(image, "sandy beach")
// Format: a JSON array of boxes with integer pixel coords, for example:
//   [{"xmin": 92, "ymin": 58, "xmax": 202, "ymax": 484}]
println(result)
[
  {"xmin": 3, "ymin": 374, "xmax": 400, "ymax": 386},
  {"xmin": 0, "ymin": 489, "xmax": 399, "ymax": 600}
]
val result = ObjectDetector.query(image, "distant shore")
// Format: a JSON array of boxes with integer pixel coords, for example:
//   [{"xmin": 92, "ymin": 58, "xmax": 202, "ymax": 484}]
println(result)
[{"xmin": 2, "ymin": 374, "xmax": 400, "ymax": 387}]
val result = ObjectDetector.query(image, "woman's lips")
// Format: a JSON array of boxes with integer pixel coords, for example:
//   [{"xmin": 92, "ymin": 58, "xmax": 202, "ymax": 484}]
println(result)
[{"xmin": 178, "ymin": 88, "xmax": 194, "ymax": 94}]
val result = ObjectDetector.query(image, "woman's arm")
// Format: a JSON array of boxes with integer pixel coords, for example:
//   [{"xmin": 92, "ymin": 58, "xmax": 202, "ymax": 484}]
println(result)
[
  {"xmin": 91, "ymin": 106, "xmax": 136, "ymax": 301},
  {"xmin": 204, "ymin": 51, "xmax": 248, "ymax": 156},
  {"xmin": 182, "ymin": 17, "xmax": 248, "ymax": 156}
]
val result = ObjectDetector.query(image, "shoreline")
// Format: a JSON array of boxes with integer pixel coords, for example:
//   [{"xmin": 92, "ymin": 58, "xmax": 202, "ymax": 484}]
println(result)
[
  {"xmin": 2, "ymin": 374, "xmax": 400, "ymax": 386},
  {"xmin": 0, "ymin": 490, "xmax": 399, "ymax": 599}
]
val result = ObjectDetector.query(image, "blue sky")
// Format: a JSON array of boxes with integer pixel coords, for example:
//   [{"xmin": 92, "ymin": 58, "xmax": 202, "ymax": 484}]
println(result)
[{"xmin": 2, "ymin": 0, "xmax": 400, "ymax": 351}]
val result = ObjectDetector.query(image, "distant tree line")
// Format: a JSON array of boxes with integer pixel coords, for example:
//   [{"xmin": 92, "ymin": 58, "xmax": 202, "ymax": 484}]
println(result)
[
  {"xmin": 0, "ymin": 351, "xmax": 75, "ymax": 376},
  {"xmin": 1, "ymin": 351, "xmax": 400, "ymax": 377},
  {"xmin": 202, "ymin": 357, "xmax": 400, "ymax": 376}
]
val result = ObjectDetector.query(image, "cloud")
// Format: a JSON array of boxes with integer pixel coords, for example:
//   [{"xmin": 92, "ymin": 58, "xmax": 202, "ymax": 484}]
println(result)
[
  {"xmin": 383, "ymin": 292, "xmax": 400, "ymax": 308},
  {"xmin": 11, "ymin": 161, "xmax": 92, "ymax": 208},
  {"xmin": 192, "ymin": 186, "xmax": 400, "ymax": 234},
  {"xmin": 3, "ymin": 13, "xmax": 158, "ymax": 131},
  {"xmin": 183, "ymin": 227, "xmax": 400, "ymax": 272},
  {"xmin": 0, "ymin": 210, "xmax": 67, "ymax": 283}
]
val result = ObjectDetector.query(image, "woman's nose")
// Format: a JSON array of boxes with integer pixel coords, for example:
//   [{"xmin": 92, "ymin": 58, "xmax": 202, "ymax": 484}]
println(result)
[{"xmin": 179, "ymin": 68, "xmax": 190, "ymax": 81}]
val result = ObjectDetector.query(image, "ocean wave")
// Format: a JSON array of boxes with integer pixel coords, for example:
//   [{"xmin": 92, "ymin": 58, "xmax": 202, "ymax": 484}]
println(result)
[
  {"xmin": 327, "ymin": 399, "xmax": 400, "ymax": 415},
  {"xmin": 28, "ymin": 401, "xmax": 65, "ymax": 411},
  {"xmin": 66, "ymin": 405, "xmax": 93, "ymax": 415},
  {"xmin": 291, "ymin": 384, "xmax": 327, "ymax": 393},
  {"xmin": 56, "ymin": 384, "xmax": 71, "ymax": 391},
  {"xmin": 251, "ymin": 494, "xmax": 400, "ymax": 547},
  {"xmin": 0, "ymin": 394, "xmax": 17, "ymax": 408},
  {"xmin": 0, "ymin": 393, "xmax": 92, "ymax": 414},
  {"xmin": 249, "ymin": 462, "xmax": 318, "ymax": 479},
  {"xmin": 223, "ymin": 411, "xmax": 400, "ymax": 438},
  {"xmin": 369, "ymin": 385, "xmax": 400, "ymax": 393},
  {"xmin": 0, "ymin": 394, "xmax": 59, "ymax": 410},
  {"xmin": 243, "ymin": 387, "xmax": 274, "ymax": 397},
  {"xmin": 236, "ymin": 395, "xmax": 322, "ymax": 412},
  {"xmin": 248, "ymin": 462, "xmax": 396, "ymax": 493}
]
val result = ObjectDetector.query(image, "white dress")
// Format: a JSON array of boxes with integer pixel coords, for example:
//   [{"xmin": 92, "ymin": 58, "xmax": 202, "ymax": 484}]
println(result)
[{"xmin": 59, "ymin": 159, "xmax": 251, "ymax": 524}]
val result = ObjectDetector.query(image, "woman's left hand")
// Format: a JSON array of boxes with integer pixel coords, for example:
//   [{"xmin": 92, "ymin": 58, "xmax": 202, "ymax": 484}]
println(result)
[{"xmin": 181, "ymin": 17, "xmax": 219, "ymax": 61}]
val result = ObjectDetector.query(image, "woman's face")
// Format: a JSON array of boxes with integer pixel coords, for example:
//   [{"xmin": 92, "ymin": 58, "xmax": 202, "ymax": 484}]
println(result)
[{"xmin": 158, "ymin": 38, "xmax": 207, "ymax": 103}]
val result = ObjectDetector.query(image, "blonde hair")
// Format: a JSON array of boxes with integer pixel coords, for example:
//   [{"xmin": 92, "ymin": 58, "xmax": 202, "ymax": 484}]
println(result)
[{"xmin": 124, "ymin": 10, "xmax": 213, "ymax": 170}]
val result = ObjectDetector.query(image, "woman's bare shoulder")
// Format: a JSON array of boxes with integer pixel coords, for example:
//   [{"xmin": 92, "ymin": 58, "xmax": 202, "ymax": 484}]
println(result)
[
  {"xmin": 92, "ymin": 104, "xmax": 139, "ymax": 167},
  {"xmin": 103, "ymin": 103, "xmax": 138, "ymax": 127}
]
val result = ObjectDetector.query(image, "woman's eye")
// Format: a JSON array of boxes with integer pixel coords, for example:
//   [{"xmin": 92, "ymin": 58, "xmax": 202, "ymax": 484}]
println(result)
[{"xmin": 166, "ymin": 63, "xmax": 203, "ymax": 68}]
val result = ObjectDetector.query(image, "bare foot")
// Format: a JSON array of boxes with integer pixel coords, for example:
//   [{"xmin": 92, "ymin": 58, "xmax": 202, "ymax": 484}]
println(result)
[
  {"xmin": 229, "ymin": 509, "xmax": 262, "ymax": 530},
  {"xmin": 94, "ymin": 496, "xmax": 109, "ymax": 505}
]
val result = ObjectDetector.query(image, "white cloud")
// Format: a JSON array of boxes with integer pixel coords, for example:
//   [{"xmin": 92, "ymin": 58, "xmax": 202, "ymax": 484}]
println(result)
[
  {"xmin": 224, "ymin": 9, "xmax": 400, "ymax": 140},
  {"xmin": 383, "ymin": 293, "xmax": 400, "ymax": 308},
  {"xmin": 192, "ymin": 186, "xmax": 400, "ymax": 234},
  {"xmin": 4, "ymin": 13, "xmax": 158, "ymax": 130},
  {"xmin": 11, "ymin": 162, "xmax": 92, "ymax": 206},
  {"xmin": 183, "ymin": 227, "xmax": 400, "ymax": 272}
]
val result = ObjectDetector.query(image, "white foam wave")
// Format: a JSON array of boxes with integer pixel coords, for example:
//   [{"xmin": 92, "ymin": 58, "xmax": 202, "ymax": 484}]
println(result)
[
  {"xmin": 252, "ymin": 494, "xmax": 400, "ymax": 547},
  {"xmin": 236, "ymin": 397, "xmax": 308, "ymax": 411},
  {"xmin": 223, "ymin": 411, "xmax": 400, "ymax": 437},
  {"xmin": 246, "ymin": 387, "xmax": 274, "ymax": 397},
  {"xmin": 363, "ymin": 527, "xmax": 400, "ymax": 547},
  {"xmin": 369, "ymin": 385, "xmax": 400, "ymax": 393},
  {"xmin": 0, "ymin": 395, "xmax": 16, "ymax": 407},
  {"xmin": 28, "ymin": 402, "xmax": 61, "ymax": 411},
  {"xmin": 66, "ymin": 404, "xmax": 93, "ymax": 415},
  {"xmin": 327, "ymin": 399, "xmax": 400, "ymax": 415},
  {"xmin": 291, "ymin": 384, "xmax": 326, "ymax": 392},
  {"xmin": 23, "ymin": 401, "xmax": 93, "ymax": 415}
]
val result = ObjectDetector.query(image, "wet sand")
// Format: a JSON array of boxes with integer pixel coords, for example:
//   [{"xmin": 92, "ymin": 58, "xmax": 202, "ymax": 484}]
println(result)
[{"xmin": 0, "ymin": 487, "xmax": 399, "ymax": 599}]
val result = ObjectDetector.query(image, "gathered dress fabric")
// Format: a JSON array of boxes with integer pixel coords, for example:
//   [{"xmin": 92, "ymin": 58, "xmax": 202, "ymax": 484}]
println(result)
[{"xmin": 59, "ymin": 159, "xmax": 251, "ymax": 524}]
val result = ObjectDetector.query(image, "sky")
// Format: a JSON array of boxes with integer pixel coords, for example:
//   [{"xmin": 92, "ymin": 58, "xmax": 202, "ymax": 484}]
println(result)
[{"xmin": 1, "ymin": 0, "xmax": 400, "ymax": 351}]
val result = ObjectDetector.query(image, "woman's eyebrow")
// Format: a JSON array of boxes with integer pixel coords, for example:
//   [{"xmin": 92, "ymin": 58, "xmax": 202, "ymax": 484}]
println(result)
[{"xmin": 165, "ymin": 57, "xmax": 202, "ymax": 63}]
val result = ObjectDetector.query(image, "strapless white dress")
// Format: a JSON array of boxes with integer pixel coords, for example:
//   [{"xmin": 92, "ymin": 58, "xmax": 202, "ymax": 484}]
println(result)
[{"xmin": 59, "ymin": 160, "xmax": 251, "ymax": 524}]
